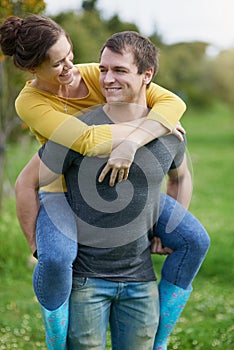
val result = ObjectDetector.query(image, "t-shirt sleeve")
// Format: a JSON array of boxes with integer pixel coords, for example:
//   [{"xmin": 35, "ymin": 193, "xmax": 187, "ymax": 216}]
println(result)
[
  {"xmin": 146, "ymin": 83, "xmax": 186, "ymax": 130},
  {"xmin": 15, "ymin": 89, "xmax": 112, "ymax": 156},
  {"xmin": 170, "ymin": 135, "xmax": 187, "ymax": 169},
  {"xmin": 38, "ymin": 141, "xmax": 78, "ymax": 174}
]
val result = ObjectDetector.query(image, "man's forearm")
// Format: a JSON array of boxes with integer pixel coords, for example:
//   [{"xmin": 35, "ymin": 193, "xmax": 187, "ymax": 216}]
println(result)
[
  {"xmin": 166, "ymin": 157, "xmax": 193, "ymax": 210},
  {"xmin": 166, "ymin": 176, "xmax": 192, "ymax": 209},
  {"xmin": 15, "ymin": 184, "xmax": 39, "ymax": 253}
]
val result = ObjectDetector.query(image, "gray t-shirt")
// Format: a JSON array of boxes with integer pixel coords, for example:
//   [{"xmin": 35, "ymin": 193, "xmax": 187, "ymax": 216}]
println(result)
[{"xmin": 39, "ymin": 106, "xmax": 185, "ymax": 282}]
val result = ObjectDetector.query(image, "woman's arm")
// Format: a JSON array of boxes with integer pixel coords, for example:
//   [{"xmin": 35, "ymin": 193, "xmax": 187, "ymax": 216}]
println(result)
[
  {"xmin": 146, "ymin": 83, "xmax": 186, "ymax": 130},
  {"xmin": 16, "ymin": 65, "xmax": 186, "ymax": 182},
  {"xmin": 111, "ymin": 84, "xmax": 186, "ymax": 169},
  {"xmin": 99, "ymin": 119, "xmax": 186, "ymax": 186},
  {"xmin": 15, "ymin": 91, "xmax": 113, "ymax": 156}
]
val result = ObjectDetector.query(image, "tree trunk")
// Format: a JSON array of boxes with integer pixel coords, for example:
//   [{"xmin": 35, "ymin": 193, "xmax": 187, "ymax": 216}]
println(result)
[{"xmin": 0, "ymin": 141, "xmax": 5, "ymax": 211}]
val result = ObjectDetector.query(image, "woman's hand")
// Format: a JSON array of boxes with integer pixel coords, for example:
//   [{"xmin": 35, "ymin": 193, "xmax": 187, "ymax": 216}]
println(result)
[
  {"xmin": 98, "ymin": 140, "xmax": 138, "ymax": 186},
  {"xmin": 98, "ymin": 122, "xmax": 186, "ymax": 186},
  {"xmin": 172, "ymin": 122, "xmax": 186, "ymax": 141}
]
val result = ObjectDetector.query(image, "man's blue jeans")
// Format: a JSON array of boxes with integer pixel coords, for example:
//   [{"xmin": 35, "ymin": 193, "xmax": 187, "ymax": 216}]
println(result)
[
  {"xmin": 33, "ymin": 192, "xmax": 210, "ymax": 310},
  {"xmin": 68, "ymin": 277, "xmax": 159, "ymax": 350}
]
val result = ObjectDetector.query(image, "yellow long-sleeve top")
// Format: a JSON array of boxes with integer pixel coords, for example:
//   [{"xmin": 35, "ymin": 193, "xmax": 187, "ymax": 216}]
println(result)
[{"xmin": 15, "ymin": 63, "xmax": 186, "ymax": 191}]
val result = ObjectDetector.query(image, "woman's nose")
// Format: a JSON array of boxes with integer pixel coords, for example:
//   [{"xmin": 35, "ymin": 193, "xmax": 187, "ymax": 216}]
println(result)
[{"xmin": 64, "ymin": 59, "xmax": 73, "ymax": 70}]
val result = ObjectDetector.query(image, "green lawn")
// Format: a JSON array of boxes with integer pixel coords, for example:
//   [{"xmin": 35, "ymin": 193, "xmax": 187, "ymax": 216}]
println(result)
[{"xmin": 0, "ymin": 104, "xmax": 233, "ymax": 349}]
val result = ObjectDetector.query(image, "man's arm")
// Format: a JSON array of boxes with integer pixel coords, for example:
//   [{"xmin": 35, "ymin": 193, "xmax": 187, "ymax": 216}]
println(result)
[
  {"xmin": 151, "ymin": 154, "xmax": 192, "ymax": 255},
  {"xmin": 166, "ymin": 154, "xmax": 192, "ymax": 210},
  {"xmin": 15, "ymin": 153, "xmax": 58, "ymax": 253}
]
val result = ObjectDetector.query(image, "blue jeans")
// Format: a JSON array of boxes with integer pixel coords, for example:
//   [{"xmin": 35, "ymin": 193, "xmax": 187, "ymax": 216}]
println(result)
[
  {"xmin": 33, "ymin": 192, "xmax": 78, "ymax": 310},
  {"xmin": 33, "ymin": 192, "xmax": 210, "ymax": 309},
  {"xmin": 68, "ymin": 277, "xmax": 159, "ymax": 350},
  {"xmin": 156, "ymin": 193, "xmax": 210, "ymax": 289}
]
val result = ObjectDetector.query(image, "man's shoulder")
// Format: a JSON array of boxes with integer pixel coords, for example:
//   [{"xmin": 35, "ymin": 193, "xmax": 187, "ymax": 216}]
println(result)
[
  {"xmin": 159, "ymin": 133, "xmax": 185, "ymax": 143},
  {"xmin": 157, "ymin": 134, "xmax": 186, "ymax": 151}
]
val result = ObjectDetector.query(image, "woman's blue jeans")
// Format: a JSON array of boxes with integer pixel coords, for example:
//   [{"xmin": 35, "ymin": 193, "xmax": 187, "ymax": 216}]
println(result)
[
  {"xmin": 33, "ymin": 192, "xmax": 78, "ymax": 310},
  {"xmin": 33, "ymin": 192, "xmax": 210, "ymax": 310},
  {"xmin": 156, "ymin": 193, "xmax": 210, "ymax": 288},
  {"xmin": 68, "ymin": 277, "xmax": 159, "ymax": 350}
]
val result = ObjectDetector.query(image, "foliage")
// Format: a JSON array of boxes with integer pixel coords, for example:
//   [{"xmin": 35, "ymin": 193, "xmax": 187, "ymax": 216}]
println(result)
[
  {"xmin": 155, "ymin": 41, "xmax": 210, "ymax": 106},
  {"xmin": 0, "ymin": 0, "xmax": 46, "ymax": 20},
  {"xmin": 206, "ymin": 49, "xmax": 234, "ymax": 106},
  {"xmin": 105, "ymin": 14, "xmax": 139, "ymax": 34},
  {"xmin": 0, "ymin": 0, "xmax": 45, "ymax": 209},
  {"xmin": 82, "ymin": 0, "xmax": 98, "ymax": 12}
]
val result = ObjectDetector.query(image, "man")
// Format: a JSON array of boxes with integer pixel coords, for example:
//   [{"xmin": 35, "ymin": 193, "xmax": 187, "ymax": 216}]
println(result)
[
  {"xmin": 16, "ymin": 32, "xmax": 207, "ymax": 350},
  {"xmin": 41, "ymin": 31, "xmax": 189, "ymax": 349}
]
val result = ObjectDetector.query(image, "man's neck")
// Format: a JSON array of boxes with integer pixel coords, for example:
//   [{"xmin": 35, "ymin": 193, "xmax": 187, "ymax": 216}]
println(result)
[{"xmin": 103, "ymin": 101, "xmax": 148, "ymax": 123}]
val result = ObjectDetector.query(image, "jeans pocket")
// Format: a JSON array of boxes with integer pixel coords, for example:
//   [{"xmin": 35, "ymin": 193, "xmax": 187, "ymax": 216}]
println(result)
[{"xmin": 72, "ymin": 277, "xmax": 88, "ymax": 290}]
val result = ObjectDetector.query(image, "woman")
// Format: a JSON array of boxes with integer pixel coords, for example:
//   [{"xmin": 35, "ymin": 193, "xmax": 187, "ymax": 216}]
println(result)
[{"xmin": 1, "ymin": 15, "xmax": 209, "ymax": 350}]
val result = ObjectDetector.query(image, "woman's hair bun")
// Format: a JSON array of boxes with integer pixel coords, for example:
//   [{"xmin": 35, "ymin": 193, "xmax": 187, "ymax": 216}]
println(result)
[{"xmin": 0, "ymin": 16, "xmax": 23, "ymax": 56}]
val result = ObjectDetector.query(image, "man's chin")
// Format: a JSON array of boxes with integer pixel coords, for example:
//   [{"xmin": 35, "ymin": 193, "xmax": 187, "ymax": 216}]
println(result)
[{"xmin": 105, "ymin": 97, "xmax": 124, "ymax": 104}]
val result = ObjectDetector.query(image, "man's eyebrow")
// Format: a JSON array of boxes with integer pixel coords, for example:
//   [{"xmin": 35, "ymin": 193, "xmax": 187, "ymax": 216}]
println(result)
[{"xmin": 99, "ymin": 64, "xmax": 128, "ymax": 70}]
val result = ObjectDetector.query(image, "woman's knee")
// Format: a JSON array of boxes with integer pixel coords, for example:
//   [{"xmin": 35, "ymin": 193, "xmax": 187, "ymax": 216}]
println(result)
[
  {"xmin": 195, "ymin": 223, "xmax": 210, "ymax": 255},
  {"xmin": 39, "ymin": 242, "xmax": 77, "ymax": 271},
  {"xmin": 179, "ymin": 216, "xmax": 210, "ymax": 258}
]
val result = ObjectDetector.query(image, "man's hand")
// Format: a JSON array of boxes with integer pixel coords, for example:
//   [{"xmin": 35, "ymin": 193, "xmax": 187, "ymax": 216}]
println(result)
[
  {"xmin": 150, "ymin": 237, "xmax": 173, "ymax": 255},
  {"xmin": 98, "ymin": 140, "xmax": 138, "ymax": 186}
]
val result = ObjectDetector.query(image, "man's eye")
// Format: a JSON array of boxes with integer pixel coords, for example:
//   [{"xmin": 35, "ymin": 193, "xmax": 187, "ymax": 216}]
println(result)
[{"xmin": 116, "ymin": 69, "xmax": 126, "ymax": 73}]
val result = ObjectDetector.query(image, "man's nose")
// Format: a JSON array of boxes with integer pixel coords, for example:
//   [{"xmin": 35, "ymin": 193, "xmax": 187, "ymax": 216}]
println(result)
[{"xmin": 104, "ymin": 70, "xmax": 115, "ymax": 83}]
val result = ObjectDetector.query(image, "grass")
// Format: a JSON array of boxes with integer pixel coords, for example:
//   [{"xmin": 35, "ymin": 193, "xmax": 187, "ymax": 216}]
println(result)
[{"xmin": 0, "ymin": 103, "xmax": 234, "ymax": 349}]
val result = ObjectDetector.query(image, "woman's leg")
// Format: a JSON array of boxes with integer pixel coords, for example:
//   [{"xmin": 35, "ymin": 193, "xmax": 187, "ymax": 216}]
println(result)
[
  {"xmin": 33, "ymin": 192, "xmax": 78, "ymax": 350},
  {"xmin": 156, "ymin": 193, "xmax": 210, "ymax": 288},
  {"xmin": 153, "ymin": 193, "xmax": 210, "ymax": 350}
]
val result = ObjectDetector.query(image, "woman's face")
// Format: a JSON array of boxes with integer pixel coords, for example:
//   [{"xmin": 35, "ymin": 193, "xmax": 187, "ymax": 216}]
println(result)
[{"xmin": 33, "ymin": 34, "xmax": 75, "ymax": 89}]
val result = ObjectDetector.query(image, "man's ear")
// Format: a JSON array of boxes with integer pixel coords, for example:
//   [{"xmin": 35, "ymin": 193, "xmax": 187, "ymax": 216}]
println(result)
[{"xmin": 143, "ymin": 67, "xmax": 154, "ymax": 85}]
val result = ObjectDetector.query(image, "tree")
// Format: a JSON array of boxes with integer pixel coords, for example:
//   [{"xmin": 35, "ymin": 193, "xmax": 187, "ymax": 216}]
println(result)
[
  {"xmin": 106, "ymin": 14, "xmax": 139, "ymax": 34},
  {"xmin": 0, "ymin": 0, "xmax": 46, "ymax": 209},
  {"xmin": 207, "ymin": 49, "xmax": 234, "ymax": 106},
  {"xmin": 155, "ymin": 41, "xmax": 210, "ymax": 106},
  {"xmin": 82, "ymin": 0, "xmax": 98, "ymax": 12}
]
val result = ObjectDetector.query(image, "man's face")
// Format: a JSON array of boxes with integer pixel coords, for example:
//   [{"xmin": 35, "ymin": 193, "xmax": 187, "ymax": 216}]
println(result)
[{"xmin": 99, "ymin": 47, "xmax": 147, "ymax": 105}]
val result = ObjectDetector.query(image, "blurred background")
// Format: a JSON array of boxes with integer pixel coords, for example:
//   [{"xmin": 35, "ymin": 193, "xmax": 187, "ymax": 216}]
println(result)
[{"xmin": 0, "ymin": 1, "xmax": 233, "ymax": 349}]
